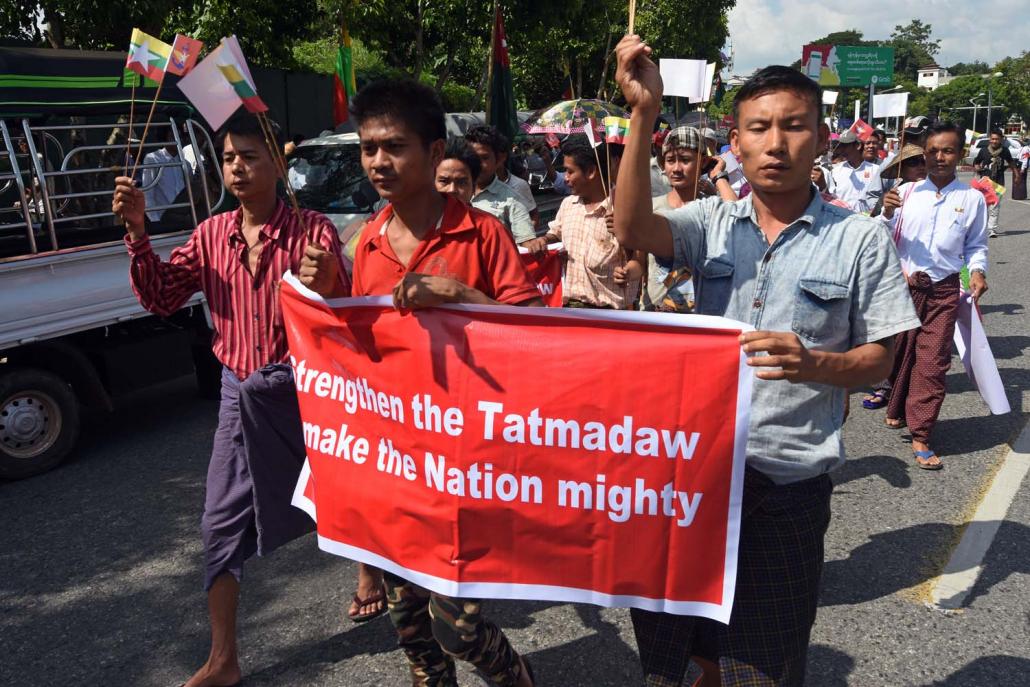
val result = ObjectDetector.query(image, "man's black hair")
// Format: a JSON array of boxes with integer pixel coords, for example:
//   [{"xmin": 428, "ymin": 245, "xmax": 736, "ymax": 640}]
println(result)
[
  {"xmin": 215, "ymin": 113, "xmax": 283, "ymax": 153},
  {"xmin": 561, "ymin": 135, "xmax": 620, "ymax": 187},
  {"xmin": 350, "ymin": 78, "xmax": 446, "ymax": 147},
  {"xmin": 732, "ymin": 66, "xmax": 823, "ymax": 122},
  {"xmin": 465, "ymin": 125, "xmax": 510, "ymax": 157},
  {"xmin": 925, "ymin": 120, "xmax": 966, "ymax": 148},
  {"xmin": 442, "ymin": 137, "xmax": 482, "ymax": 181},
  {"xmin": 989, "ymin": 127, "xmax": 1005, "ymax": 137}
]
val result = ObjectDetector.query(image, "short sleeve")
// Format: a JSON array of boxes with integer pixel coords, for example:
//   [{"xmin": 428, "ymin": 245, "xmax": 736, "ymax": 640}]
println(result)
[
  {"xmin": 662, "ymin": 195, "xmax": 711, "ymax": 271},
  {"xmin": 478, "ymin": 215, "xmax": 542, "ymax": 305},
  {"xmin": 849, "ymin": 223, "xmax": 920, "ymax": 346},
  {"xmin": 507, "ymin": 197, "xmax": 536, "ymax": 244},
  {"xmin": 547, "ymin": 198, "xmax": 567, "ymax": 239}
]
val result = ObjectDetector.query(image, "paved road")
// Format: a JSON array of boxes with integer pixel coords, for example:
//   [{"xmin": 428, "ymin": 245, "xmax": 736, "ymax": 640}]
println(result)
[{"xmin": 3, "ymin": 180, "xmax": 1029, "ymax": 687}]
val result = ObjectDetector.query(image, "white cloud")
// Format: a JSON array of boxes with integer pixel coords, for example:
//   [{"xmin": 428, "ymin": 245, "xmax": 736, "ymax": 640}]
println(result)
[{"xmin": 727, "ymin": 0, "xmax": 1028, "ymax": 76}]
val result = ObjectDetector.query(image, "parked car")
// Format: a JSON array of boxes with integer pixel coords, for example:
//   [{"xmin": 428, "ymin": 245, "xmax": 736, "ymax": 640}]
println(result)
[{"xmin": 965, "ymin": 135, "xmax": 1022, "ymax": 167}]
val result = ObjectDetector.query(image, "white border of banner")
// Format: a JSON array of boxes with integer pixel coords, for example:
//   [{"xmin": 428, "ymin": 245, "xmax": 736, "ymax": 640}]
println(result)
[{"xmin": 283, "ymin": 272, "xmax": 753, "ymax": 623}]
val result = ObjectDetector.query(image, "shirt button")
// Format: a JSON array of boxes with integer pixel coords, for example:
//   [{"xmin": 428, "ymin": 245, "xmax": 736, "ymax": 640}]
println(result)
[{"xmin": 753, "ymin": 299, "xmax": 763, "ymax": 308}]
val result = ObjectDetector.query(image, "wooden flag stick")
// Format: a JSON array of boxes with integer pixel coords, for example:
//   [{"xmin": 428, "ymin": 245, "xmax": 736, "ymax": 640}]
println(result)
[
  {"xmin": 124, "ymin": 81, "xmax": 136, "ymax": 173},
  {"xmin": 256, "ymin": 111, "xmax": 311, "ymax": 241},
  {"xmin": 628, "ymin": 0, "xmax": 637, "ymax": 34},
  {"xmin": 129, "ymin": 80, "xmax": 164, "ymax": 179}
]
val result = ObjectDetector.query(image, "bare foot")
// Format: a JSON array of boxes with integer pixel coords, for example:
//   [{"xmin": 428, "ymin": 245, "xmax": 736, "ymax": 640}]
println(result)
[
  {"xmin": 885, "ymin": 417, "xmax": 906, "ymax": 429},
  {"xmin": 348, "ymin": 565, "xmax": 386, "ymax": 621},
  {"xmin": 182, "ymin": 658, "xmax": 241, "ymax": 687}
]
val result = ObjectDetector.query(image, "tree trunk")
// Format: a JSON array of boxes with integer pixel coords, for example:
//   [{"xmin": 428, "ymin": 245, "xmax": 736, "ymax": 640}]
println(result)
[
  {"xmin": 435, "ymin": 47, "xmax": 457, "ymax": 92},
  {"xmin": 42, "ymin": 4, "xmax": 64, "ymax": 48},
  {"xmin": 413, "ymin": 0, "xmax": 425, "ymax": 78},
  {"xmin": 596, "ymin": 33, "xmax": 614, "ymax": 99}
]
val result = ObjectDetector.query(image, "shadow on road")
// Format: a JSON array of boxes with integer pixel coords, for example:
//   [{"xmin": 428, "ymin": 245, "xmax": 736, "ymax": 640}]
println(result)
[
  {"xmin": 806, "ymin": 643, "xmax": 855, "ymax": 686},
  {"xmin": 832, "ymin": 454, "xmax": 912, "ymax": 489},
  {"xmin": 920, "ymin": 655, "xmax": 1030, "ymax": 686},
  {"xmin": 819, "ymin": 521, "xmax": 1030, "ymax": 608}
]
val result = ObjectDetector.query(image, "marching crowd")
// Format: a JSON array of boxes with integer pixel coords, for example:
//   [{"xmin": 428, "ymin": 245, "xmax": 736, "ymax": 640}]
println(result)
[{"xmin": 110, "ymin": 31, "xmax": 1014, "ymax": 687}]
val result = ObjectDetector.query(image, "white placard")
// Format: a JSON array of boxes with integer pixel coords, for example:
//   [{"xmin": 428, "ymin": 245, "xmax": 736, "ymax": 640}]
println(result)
[{"xmin": 659, "ymin": 58, "xmax": 708, "ymax": 101}]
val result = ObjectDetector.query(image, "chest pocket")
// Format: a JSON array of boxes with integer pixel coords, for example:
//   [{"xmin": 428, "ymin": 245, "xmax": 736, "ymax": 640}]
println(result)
[
  {"xmin": 696, "ymin": 256, "xmax": 734, "ymax": 316},
  {"xmin": 792, "ymin": 278, "xmax": 851, "ymax": 344}
]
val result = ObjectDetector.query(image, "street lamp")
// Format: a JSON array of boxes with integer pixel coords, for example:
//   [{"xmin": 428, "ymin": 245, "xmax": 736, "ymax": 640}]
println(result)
[
  {"xmin": 970, "ymin": 94, "xmax": 985, "ymax": 134},
  {"xmin": 986, "ymin": 72, "xmax": 1003, "ymax": 134}
]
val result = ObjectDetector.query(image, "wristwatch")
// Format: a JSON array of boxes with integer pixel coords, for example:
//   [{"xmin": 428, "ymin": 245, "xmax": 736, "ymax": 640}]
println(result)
[{"xmin": 710, "ymin": 170, "xmax": 730, "ymax": 184}]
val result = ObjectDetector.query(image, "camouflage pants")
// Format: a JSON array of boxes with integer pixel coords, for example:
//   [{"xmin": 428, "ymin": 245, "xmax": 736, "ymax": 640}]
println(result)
[{"xmin": 384, "ymin": 571, "xmax": 525, "ymax": 687}]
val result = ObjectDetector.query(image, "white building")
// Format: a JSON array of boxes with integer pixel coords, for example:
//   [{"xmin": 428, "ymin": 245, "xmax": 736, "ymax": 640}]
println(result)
[{"xmin": 917, "ymin": 64, "xmax": 953, "ymax": 91}]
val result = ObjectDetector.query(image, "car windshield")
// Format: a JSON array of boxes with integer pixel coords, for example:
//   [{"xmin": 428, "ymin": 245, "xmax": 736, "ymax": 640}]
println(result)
[{"xmin": 288, "ymin": 144, "xmax": 366, "ymax": 214}]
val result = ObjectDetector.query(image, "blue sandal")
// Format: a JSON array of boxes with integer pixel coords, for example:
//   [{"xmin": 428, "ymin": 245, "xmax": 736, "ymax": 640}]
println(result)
[{"xmin": 914, "ymin": 450, "xmax": 943, "ymax": 470}]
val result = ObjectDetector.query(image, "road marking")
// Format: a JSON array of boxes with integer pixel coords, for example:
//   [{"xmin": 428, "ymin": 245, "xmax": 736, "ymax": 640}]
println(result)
[{"xmin": 931, "ymin": 421, "xmax": 1030, "ymax": 609}]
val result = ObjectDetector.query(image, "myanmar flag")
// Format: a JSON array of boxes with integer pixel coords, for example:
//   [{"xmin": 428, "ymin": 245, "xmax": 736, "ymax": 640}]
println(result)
[
  {"xmin": 218, "ymin": 60, "xmax": 268, "ymax": 113},
  {"xmin": 333, "ymin": 24, "xmax": 357, "ymax": 126},
  {"xmin": 126, "ymin": 28, "xmax": 173, "ymax": 83},
  {"xmin": 487, "ymin": 3, "xmax": 518, "ymax": 143}
]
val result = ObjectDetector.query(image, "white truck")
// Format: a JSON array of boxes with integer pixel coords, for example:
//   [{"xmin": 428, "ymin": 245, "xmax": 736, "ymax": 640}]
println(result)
[{"xmin": 0, "ymin": 109, "xmax": 227, "ymax": 479}]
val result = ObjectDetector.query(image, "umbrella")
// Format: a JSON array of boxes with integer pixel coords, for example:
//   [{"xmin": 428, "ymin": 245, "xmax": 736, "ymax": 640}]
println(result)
[{"xmin": 521, "ymin": 98, "xmax": 629, "ymax": 134}]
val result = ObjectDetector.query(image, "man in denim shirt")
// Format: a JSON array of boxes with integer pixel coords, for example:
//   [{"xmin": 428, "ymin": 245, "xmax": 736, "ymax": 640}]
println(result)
[{"xmin": 613, "ymin": 38, "xmax": 919, "ymax": 687}]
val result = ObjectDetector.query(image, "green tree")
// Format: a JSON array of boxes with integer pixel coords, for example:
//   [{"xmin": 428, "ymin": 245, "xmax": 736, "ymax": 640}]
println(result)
[
  {"xmin": 889, "ymin": 20, "xmax": 940, "ymax": 80},
  {"xmin": 949, "ymin": 61, "xmax": 991, "ymax": 76}
]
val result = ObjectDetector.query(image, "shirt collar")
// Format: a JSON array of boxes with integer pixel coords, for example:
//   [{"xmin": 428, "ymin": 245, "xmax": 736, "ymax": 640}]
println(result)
[
  {"xmin": 729, "ymin": 188, "xmax": 822, "ymax": 226},
  {"xmin": 571, "ymin": 194, "xmax": 610, "ymax": 216},
  {"xmin": 475, "ymin": 176, "xmax": 508, "ymax": 200},
  {"xmin": 365, "ymin": 194, "xmax": 475, "ymax": 251},
  {"xmin": 227, "ymin": 198, "xmax": 289, "ymax": 246}
]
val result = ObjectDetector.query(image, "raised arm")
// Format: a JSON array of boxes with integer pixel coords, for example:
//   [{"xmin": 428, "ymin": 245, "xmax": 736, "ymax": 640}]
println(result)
[
  {"xmin": 611, "ymin": 35, "xmax": 674, "ymax": 258},
  {"xmin": 113, "ymin": 175, "xmax": 202, "ymax": 317}
]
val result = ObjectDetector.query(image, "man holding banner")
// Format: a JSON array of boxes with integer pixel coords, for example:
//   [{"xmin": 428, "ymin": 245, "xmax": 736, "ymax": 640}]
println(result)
[
  {"xmin": 613, "ymin": 36, "xmax": 920, "ymax": 685},
  {"xmin": 113, "ymin": 113, "xmax": 348, "ymax": 687},
  {"xmin": 336, "ymin": 78, "xmax": 541, "ymax": 686}
]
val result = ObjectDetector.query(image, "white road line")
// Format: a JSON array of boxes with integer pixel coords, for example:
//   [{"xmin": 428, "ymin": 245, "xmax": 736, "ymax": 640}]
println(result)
[{"xmin": 931, "ymin": 421, "xmax": 1030, "ymax": 609}]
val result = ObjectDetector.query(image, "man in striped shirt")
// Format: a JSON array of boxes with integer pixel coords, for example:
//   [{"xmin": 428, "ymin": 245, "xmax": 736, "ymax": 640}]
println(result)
[{"xmin": 112, "ymin": 113, "xmax": 347, "ymax": 687}]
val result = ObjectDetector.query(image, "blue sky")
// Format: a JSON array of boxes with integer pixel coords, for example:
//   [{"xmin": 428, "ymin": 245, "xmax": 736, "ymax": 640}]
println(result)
[{"xmin": 726, "ymin": 1, "xmax": 1028, "ymax": 76}]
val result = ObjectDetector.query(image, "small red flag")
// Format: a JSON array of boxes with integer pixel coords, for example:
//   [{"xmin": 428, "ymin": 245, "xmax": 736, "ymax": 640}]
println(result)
[{"xmin": 166, "ymin": 34, "xmax": 204, "ymax": 76}]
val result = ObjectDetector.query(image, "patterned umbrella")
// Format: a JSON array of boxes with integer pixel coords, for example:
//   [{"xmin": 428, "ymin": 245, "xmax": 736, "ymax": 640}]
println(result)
[{"xmin": 521, "ymin": 98, "xmax": 630, "ymax": 134}]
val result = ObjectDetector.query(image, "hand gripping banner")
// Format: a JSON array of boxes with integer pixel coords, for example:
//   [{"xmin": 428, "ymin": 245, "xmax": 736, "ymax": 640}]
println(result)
[{"xmin": 281, "ymin": 273, "xmax": 753, "ymax": 622}]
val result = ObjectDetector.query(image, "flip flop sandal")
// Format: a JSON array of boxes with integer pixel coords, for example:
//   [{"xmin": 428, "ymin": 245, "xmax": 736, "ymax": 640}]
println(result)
[
  {"xmin": 348, "ymin": 585, "xmax": 388, "ymax": 624},
  {"xmin": 862, "ymin": 390, "xmax": 888, "ymax": 409},
  {"xmin": 885, "ymin": 418, "xmax": 906, "ymax": 429},
  {"xmin": 914, "ymin": 449, "xmax": 943, "ymax": 470}
]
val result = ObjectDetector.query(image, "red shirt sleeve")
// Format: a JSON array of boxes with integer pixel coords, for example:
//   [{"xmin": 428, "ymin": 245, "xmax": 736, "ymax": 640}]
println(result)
[
  {"xmin": 474, "ymin": 212, "xmax": 542, "ymax": 305},
  {"xmin": 125, "ymin": 228, "xmax": 203, "ymax": 317}
]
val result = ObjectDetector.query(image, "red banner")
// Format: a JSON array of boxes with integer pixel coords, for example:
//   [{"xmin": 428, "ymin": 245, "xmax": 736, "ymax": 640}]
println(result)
[
  {"xmin": 518, "ymin": 243, "xmax": 563, "ymax": 307},
  {"xmin": 281, "ymin": 273, "xmax": 753, "ymax": 622}
]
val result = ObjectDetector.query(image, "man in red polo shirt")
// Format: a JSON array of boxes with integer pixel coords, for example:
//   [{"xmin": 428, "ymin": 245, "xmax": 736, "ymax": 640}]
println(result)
[{"xmin": 319, "ymin": 78, "xmax": 540, "ymax": 686}]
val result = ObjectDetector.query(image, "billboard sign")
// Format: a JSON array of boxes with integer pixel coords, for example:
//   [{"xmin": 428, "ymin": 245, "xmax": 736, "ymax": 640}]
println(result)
[{"xmin": 802, "ymin": 45, "xmax": 894, "ymax": 87}]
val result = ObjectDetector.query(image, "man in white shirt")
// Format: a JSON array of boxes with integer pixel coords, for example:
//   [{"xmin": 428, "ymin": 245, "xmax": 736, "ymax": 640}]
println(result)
[
  {"xmin": 880, "ymin": 121, "xmax": 988, "ymax": 470},
  {"xmin": 464, "ymin": 125, "xmax": 537, "ymax": 245},
  {"xmin": 141, "ymin": 132, "xmax": 187, "ymax": 221},
  {"xmin": 831, "ymin": 130, "xmax": 879, "ymax": 213}
]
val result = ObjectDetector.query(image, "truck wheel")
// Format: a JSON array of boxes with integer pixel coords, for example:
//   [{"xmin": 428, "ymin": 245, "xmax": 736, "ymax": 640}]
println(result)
[{"xmin": 0, "ymin": 368, "xmax": 80, "ymax": 480}]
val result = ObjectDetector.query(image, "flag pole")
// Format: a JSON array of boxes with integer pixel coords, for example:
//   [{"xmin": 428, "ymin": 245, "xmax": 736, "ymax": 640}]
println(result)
[
  {"xmin": 628, "ymin": 0, "xmax": 637, "ymax": 33},
  {"xmin": 255, "ymin": 111, "xmax": 311, "ymax": 241},
  {"xmin": 125, "ymin": 80, "xmax": 136, "ymax": 173},
  {"xmin": 129, "ymin": 80, "xmax": 164, "ymax": 178}
]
